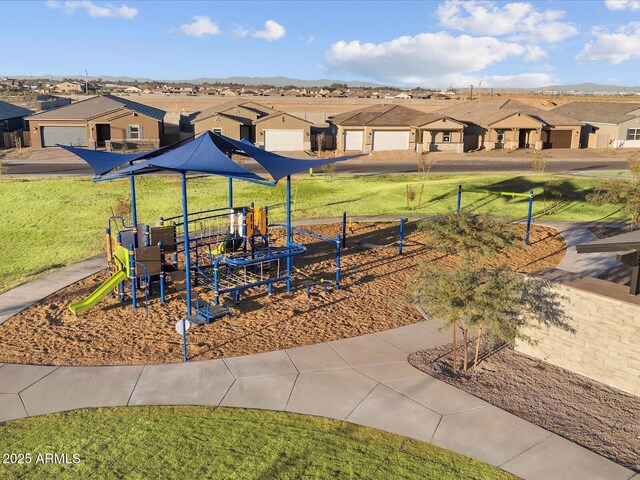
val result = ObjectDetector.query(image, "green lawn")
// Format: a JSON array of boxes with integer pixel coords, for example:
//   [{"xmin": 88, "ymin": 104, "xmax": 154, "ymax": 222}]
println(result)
[
  {"xmin": 0, "ymin": 174, "xmax": 623, "ymax": 292},
  {"xmin": 0, "ymin": 406, "xmax": 516, "ymax": 480}
]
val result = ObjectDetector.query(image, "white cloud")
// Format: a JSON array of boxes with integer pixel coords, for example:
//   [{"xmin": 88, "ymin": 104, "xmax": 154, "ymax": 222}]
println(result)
[
  {"xmin": 252, "ymin": 20, "xmax": 286, "ymax": 41},
  {"xmin": 232, "ymin": 25, "xmax": 250, "ymax": 39},
  {"xmin": 180, "ymin": 16, "xmax": 220, "ymax": 38},
  {"xmin": 435, "ymin": 0, "xmax": 577, "ymax": 43},
  {"xmin": 605, "ymin": 0, "xmax": 640, "ymax": 10},
  {"xmin": 325, "ymin": 32, "xmax": 553, "ymax": 87},
  {"xmin": 298, "ymin": 35, "xmax": 316, "ymax": 44},
  {"xmin": 47, "ymin": 0, "xmax": 137, "ymax": 19},
  {"xmin": 576, "ymin": 23, "xmax": 640, "ymax": 64}
]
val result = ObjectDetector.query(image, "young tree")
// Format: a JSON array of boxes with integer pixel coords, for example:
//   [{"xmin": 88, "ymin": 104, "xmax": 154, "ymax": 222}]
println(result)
[
  {"xmin": 414, "ymin": 211, "xmax": 568, "ymax": 372},
  {"xmin": 418, "ymin": 211, "xmax": 520, "ymax": 257},
  {"xmin": 587, "ymin": 158, "xmax": 640, "ymax": 230},
  {"xmin": 530, "ymin": 151, "xmax": 550, "ymax": 174},
  {"xmin": 414, "ymin": 261, "xmax": 571, "ymax": 372}
]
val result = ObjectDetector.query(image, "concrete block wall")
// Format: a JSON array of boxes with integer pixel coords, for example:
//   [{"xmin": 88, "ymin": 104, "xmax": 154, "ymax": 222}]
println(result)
[{"xmin": 516, "ymin": 269, "xmax": 640, "ymax": 396}]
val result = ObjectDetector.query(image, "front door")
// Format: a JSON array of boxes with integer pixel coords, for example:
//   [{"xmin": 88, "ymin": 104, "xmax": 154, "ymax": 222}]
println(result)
[
  {"xmin": 519, "ymin": 129, "xmax": 528, "ymax": 148},
  {"xmin": 96, "ymin": 124, "xmax": 111, "ymax": 148}
]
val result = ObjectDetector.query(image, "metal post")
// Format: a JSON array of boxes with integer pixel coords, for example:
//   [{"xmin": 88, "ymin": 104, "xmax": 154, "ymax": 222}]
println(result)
[
  {"xmin": 129, "ymin": 246, "xmax": 137, "ymax": 309},
  {"xmin": 181, "ymin": 172, "xmax": 192, "ymax": 317},
  {"xmin": 342, "ymin": 212, "xmax": 347, "ymax": 248},
  {"xmin": 182, "ymin": 317, "xmax": 188, "ymax": 362},
  {"xmin": 228, "ymin": 177, "xmax": 233, "ymax": 210},
  {"xmin": 457, "ymin": 184, "xmax": 462, "ymax": 215},
  {"xmin": 336, "ymin": 234, "xmax": 341, "ymax": 290},
  {"xmin": 399, "ymin": 218, "xmax": 405, "ymax": 255},
  {"xmin": 117, "ymin": 233, "xmax": 124, "ymax": 301},
  {"xmin": 525, "ymin": 189, "xmax": 534, "ymax": 246},
  {"xmin": 159, "ymin": 241, "xmax": 165, "ymax": 303},
  {"xmin": 129, "ymin": 171, "xmax": 138, "ymax": 233},
  {"xmin": 286, "ymin": 175, "xmax": 292, "ymax": 292}
]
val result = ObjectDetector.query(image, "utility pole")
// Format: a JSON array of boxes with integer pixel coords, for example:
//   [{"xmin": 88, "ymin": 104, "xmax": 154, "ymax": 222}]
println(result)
[
  {"xmin": 85, "ymin": 69, "xmax": 88, "ymax": 95},
  {"xmin": 470, "ymin": 84, "xmax": 474, "ymax": 100}
]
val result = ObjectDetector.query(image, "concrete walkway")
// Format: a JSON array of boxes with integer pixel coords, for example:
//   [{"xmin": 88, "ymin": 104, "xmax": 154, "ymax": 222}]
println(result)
[
  {"xmin": 0, "ymin": 220, "xmax": 635, "ymax": 479},
  {"xmin": 0, "ymin": 322, "xmax": 634, "ymax": 480}
]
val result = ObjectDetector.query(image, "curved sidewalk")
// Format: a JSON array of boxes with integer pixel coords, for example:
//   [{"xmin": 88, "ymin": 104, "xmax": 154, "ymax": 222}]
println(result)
[{"xmin": 0, "ymin": 220, "xmax": 635, "ymax": 480}]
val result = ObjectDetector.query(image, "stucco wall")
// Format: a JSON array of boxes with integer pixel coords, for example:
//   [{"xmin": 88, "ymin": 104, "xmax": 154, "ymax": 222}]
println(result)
[
  {"xmin": 516, "ymin": 269, "xmax": 640, "ymax": 396},
  {"xmin": 254, "ymin": 114, "xmax": 311, "ymax": 149},
  {"xmin": 193, "ymin": 114, "xmax": 243, "ymax": 138}
]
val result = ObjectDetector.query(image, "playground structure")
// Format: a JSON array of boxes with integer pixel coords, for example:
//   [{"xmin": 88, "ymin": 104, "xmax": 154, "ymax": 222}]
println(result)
[
  {"xmin": 456, "ymin": 184, "xmax": 535, "ymax": 245},
  {"xmin": 63, "ymin": 131, "xmax": 371, "ymax": 360}
]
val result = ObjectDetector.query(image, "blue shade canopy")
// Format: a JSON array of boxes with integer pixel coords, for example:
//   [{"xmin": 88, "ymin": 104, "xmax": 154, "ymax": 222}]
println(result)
[
  {"xmin": 209, "ymin": 133, "xmax": 365, "ymax": 183},
  {"xmin": 97, "ymin": 131, "xmax": 268, "ymax": 183},
  {"xmin": 59, "ymin": 144, "xmax": 148, "ymax": 176}
]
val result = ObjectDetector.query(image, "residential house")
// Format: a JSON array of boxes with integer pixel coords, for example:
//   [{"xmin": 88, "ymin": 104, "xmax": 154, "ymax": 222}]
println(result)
[
  {"xmin": 192, "ymin": 100, "xmax": 313, "ymax": 151},
  {"xmin": 436, "ymin": 99, "xmax": 583, "ymax": 151},
  {"xmin": 27, "ymin": 94, "xmax": 166, "ymax": 149},
  {"xmin": 0, "ymin": 79, "xmax": 25, "ymax": 92},
  {"xmin": 55, "ymin": 81, "xmax": 83, "ymax": 93},
  {"xmin": 124, "ymin": 86, "xmax": 142, "ymax": 94},
  {"xmin": 550, "ymin": 102, "xmax": 640, "ymax": 149},
  {"xmin": 165, "ymin": 83, "xmax": 198, "ymax": 95},
  {"xmin": 329, "ymin": 104, "xmax": 465, "ymax": 153},
  {"xmin": 0, "ymin": 101, "xmax": 34, "ymax": 147},
  {"xmin": 394, "ymin": 92, "xmax": 412, "ymax": 100}
]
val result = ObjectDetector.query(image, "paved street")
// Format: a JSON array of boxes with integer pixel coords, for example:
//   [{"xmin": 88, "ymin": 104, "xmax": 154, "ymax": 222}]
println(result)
[{"xmin": 3, "ymin": 147, "xmax": 629, "ymax": 176}]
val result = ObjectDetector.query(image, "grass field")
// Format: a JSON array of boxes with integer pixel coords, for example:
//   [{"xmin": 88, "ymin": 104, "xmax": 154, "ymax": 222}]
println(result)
[
  {"xmin": 0, "ymin": 173, "xmax": 623, "ymax": 293},
  {"xmin": 0, "ymin": 406, "xmax": 515, "ymax": 480}
]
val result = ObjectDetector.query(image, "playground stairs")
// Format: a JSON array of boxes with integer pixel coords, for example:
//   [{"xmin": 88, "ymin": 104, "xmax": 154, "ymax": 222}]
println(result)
[{"xmin": 166, "ymin": 270, "xmax": 230, "ymax": 325}]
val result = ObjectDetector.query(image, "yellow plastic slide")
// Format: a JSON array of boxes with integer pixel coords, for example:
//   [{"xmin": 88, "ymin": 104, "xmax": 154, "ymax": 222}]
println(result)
[{"xmin": 68, "ymin": 270, "xmax": 127, "ymax": 315}]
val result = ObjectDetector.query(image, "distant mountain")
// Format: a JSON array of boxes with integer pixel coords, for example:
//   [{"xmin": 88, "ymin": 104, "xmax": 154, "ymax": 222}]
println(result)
[
  {"xmin": 7, "ymin": 74, "xmax": 386, "ymax": 88},
  {"xmin": 534, "ymin": 82, "xmax": 640, "ymax": 93}
]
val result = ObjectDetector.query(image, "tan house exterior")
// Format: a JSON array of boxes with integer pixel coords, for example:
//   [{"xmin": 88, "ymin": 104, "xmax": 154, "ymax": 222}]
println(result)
[
  {"xmin": 330, "ymin": 104, "xmax": 464, "ymax": 153},
  {"xmin": 27, "ymin": 95, "xmax": 166, "ymax": 149},
  {"xmin": 54, "ymin": 81, "xmax": 83, "ymax": 93},
  {"xmin": 551, "ymin": 102, "xmax": 640, "ymax": 149},
  {"xmin": 192, "ymin": 100, "xmax": 312, "ymax": 151},
  {"xmin": 437, "ymin": 99, "xmax": 582, "ymax": 151}
]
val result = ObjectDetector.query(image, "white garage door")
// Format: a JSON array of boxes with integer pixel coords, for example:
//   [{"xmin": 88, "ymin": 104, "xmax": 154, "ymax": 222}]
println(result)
[
  {"xmin": 41, "ymin": 126, "xmax": 87, "ymax": 147},
  {"xmin": 372, "ymin": 131, "xmax": 410, "ymax": 151},
  {"xmin": 344, "ymin": 130, "xmax": 364, "ymax": 151},
  {"xmin": 264, "ymin": 129, "xmax": 304, "ymax": 151}
]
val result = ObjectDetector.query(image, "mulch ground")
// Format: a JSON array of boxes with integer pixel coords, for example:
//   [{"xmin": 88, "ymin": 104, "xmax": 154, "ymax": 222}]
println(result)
[
  {"xmin": 409, "ymin": 343, "xmax": 640, "ymax": 473},
  {"xmin": 0, "ymin": 222, "xmax": 565, "ymax": 366}
]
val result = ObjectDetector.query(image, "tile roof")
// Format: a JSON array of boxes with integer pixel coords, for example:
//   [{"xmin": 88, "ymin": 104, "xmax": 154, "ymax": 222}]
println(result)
[
  {"xmin": 436, "ymin": 99, "xmax": 581, "ymax": 127},
  {"xmin": 193, "ymin": 100, "xmax": 274, "ymax": 123},
  {"xmin": 26, "ymin": 95, "xmax": 165, "ymax": 122},
  {"xmin": 551, "ymin": 102, "xmax": 640, "ymax": 125},
  {"xmin": 329, "ymin": 104, "xmax": 436, "ymax": 127},
  {"xmin": 0, "ymin": 100, "xmax": 33, "ymax": 121}
]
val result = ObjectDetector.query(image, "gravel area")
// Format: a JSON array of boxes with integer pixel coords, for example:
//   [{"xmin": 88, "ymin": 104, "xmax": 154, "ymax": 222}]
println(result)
[{"xmin": 409, "ymin": 343, "xmax": 640, "ymax": 473}]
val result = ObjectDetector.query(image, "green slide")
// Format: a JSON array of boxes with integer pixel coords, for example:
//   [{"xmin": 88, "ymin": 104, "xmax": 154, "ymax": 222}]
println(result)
[{"xmin": 69, "ymin": 270, "xmax": 127, "ymax": 315}]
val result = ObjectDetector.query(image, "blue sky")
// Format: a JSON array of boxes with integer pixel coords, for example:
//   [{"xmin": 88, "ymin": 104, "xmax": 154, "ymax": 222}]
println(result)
[{"xmin": 2, "ymin": 0, "xmax": 640, "ymax": 87}]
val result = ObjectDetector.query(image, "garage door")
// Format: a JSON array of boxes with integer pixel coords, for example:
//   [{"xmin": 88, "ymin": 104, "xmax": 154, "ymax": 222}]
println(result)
[
  {"xmin": 264, "ymin": 129, "xmax": 304, "ymax": 151},
  {"xmin": 41, "ymin": 126, "xmax": 87, "ymax": 147},
  {"xmin": 344, "ymin": 130, "xmax": 364, "ymax": 151},
  {"xmin": 544, "ymin": 130, "xmax": 572, "ymax": 149},
  {"xmin": 372, "ymin": 131, "xmax": 410, "ymax": 151}
]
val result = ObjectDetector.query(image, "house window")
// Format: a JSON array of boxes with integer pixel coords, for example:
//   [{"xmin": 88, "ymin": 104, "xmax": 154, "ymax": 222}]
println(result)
[
  {"xmin": 127, "ymin": 125, "xmax": 142, "ymax": 140},
  {"xmin": 626, "ymin": 128, "xmax": 640, "ymax": 141},
  {"xmin": 496, "ymin": 129, "xmax": 505, "ymax": 142},
  {"xmin": 213, "ymin": 128, "xmax": 222, "ymax": 134},
  {"xmin": 442, "ymin": 131, "xmax": 451, "ymax": 143}
]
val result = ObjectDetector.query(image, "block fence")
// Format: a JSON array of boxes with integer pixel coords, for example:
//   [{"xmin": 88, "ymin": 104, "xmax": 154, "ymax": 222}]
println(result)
[{"xmin": 516, "ymin": 269, "xmax": 640, "ymax": 396}]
